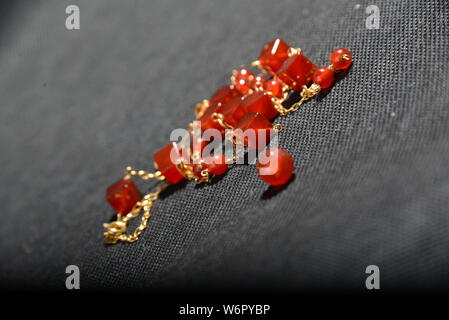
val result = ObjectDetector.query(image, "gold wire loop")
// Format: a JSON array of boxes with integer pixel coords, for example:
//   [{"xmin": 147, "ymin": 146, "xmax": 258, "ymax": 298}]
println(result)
[
  {"xmin": 251, "ymin": 60, "xmax": 261, "ymax": 67},
  {"xmin": 195, "ymin": 99, "xmax": 210, "ymax": 119},
  {"xmin": 288, "ymin": 47, "xmax": 302, "ymax": 56},
  {"xmin": 176, "ymin": 162, "xmax": 210, "ymax": 184},
  {"xmin": 211, "ymin": 112, "xmax": 234, "ymax": 129}
]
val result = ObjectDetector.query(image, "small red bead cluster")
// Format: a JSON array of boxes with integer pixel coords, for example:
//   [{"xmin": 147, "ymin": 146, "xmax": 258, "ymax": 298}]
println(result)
[
  {"xmin": 313, "ymin": 48, "xmax": 353, "ymax": 88},
  {"xmin": 104, "ymin": 39, "xmax": 352, "ymax": 243}
]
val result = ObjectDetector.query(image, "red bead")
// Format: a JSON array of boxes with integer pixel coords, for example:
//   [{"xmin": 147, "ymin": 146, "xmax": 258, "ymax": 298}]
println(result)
[
  {"xmin": 233, "ymin": 68, "xmax": 254, "ymax": 95},
  {"xmin": 277, "ymin": 54, "xmax": 317, "ymax": 91},
  {"xmin": 240, "ymin": 91, "xmax": 278, "ymax": 121},
  {"xmin": 209, "ymin": 85, "xmax": 242, "ymax": 106},
  {"xmin": 199, "ymin": 102, "xmax": 224, "ymax": 131},
  {"xmin": 256, "ymin": 148, "xmax": 294, "ymax": 186},
  {"xmin": 201, "ymin": 86, "xmax": 243, "ymax": 131},
  {"xmin": 258, "ymin": 38, "xmax": 290, "ymax": 73},
  {"xmin": 221, "ymin": 96, "xmax": 247, "ymax": 127},
  {"xmin": 153, "ymin": 142, "xmax": 184, "ymax": 184},
  {"xmin": 106, "ymin": 177, "xmax": 141, "ymax": 214},
  {"xmin": 330, "ymin": 48, "xmax": 352, "ymax": 70},
  {"xmin": 203, "ymin": 154, "xmax": 228, "ymax": 175},
  {"xmin": 312, "ymin": 67, "xmax": 335, "ymax": 89},
  {"xmin": 235, "ymin": 112, "xmax": 273, "ymax": 150},
  {"xmin": 264, "ymin": 78, "xmax": 284, "ymax": 98}
]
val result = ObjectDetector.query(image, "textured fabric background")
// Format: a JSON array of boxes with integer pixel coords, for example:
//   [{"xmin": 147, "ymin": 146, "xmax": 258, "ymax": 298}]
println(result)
[{"xmin": 1, "ymin": 0, "xmax": 448, "ymax": 292}]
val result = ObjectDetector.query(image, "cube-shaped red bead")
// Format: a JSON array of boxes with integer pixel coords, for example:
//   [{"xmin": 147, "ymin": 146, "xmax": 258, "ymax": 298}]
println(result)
[
  {"xmin": 199, "ymin": 102, "xmax": 224, "ymax": 131},
  {"xmin": 209, "ymin": 85, "xmax": 242, "ymax": 106},
  {"xmin": 240, "ymin": 91, "xmax": 278, "ymax": 121},
  {"xmin": 221, "ymin": 96, "xmax": 247, "ymax": 127},
  {"xmin": 235, "ymin": 112, "xmax": 274, "ymax": 150},
  {"xmin": 277, "ymin": 54, "xmax": 317, "ymax": 91},
  {"xmin": 200, "ymin": 86, "xmax": 243, "ymax": 132},
  {"xmin": 106, "ymin": 177, "xmax": 141, "ymax": 215},
  {"xmin": 153, "ymin": 143, "xmax": 184, "ymax": 184},
  {"xmin": 258, "ymin": 38, "xmax": 290, "ymax": 73}
]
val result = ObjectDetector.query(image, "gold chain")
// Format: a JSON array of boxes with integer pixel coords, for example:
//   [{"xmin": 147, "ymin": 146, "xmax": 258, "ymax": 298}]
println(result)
[
  {"xmin": 125, "ymin": 166, "xmax": 165, "ymax": 180},
  {"xmin": 224, "ymin": 130, "xmax": 245, "ymax": 164},
  {"xmin": 103, "ymin": 183, "xmax": 168, "ymax": 243},
  {"xmin": 272, "ymin": 83, "xmax": 321, "ymax": 115}
]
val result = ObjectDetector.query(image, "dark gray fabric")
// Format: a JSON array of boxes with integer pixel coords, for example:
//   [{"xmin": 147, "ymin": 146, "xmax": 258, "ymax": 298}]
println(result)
[{"xmin": 1, "ymin": 0, "xmax": 448, "ymax": 292}]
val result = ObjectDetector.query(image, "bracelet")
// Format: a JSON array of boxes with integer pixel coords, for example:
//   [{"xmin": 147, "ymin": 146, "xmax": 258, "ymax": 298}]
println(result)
[{"xmin": 103, "ymin": 38, "xmax": 353, "ymax": 244}]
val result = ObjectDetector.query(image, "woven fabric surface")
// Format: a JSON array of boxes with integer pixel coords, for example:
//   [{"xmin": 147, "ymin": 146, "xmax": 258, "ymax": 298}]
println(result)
[{"xmin": 1, "ymin": 0, "xmax": 448, "ymax": 291}]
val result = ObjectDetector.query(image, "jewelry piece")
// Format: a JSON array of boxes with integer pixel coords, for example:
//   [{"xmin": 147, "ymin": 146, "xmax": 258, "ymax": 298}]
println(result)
[{"xmin": 103, "ymin": 38, "xmax": 353, "ymax": 244}]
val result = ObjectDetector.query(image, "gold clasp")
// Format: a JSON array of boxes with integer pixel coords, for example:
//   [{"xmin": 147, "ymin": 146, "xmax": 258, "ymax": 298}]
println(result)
[{"xmin": 103, "ymin": 220, "xmax": 127, "ymax": 244}]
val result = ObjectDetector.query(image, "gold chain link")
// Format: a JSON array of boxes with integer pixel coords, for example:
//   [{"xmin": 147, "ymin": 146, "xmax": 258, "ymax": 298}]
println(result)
[{"xmin": 125, "ymin": 166, "xmax": 165, "ymax": 181}]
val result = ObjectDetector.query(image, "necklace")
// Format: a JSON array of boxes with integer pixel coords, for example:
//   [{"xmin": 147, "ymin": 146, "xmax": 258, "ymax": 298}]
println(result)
[{"xmin": 103, "ymin": 38, "xmax": 353, "ymax": 244}]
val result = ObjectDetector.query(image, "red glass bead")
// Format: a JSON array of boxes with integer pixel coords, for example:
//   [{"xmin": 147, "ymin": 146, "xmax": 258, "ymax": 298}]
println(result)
[
  {"xmin": 153, "ymin": 142, "xmax": 184, "ymax": 184},
  {"xmin": 106, "ymin": 177, "xmax": 141, "ymax": 214},
  {"xmin": 330, "ymin": 48, "xmax": 352, "ymax": 70},
  {"xmin": 264, "ymin": 78, "xmax": 284, "ymax": 98},
  {"xmin": 312, "ymin": 67, "xmax": 335, "ymax": 89},
  {"xmin": 240, "ymin": 91, "xmax": 278, "ymax": 121},
  {"xmin": 258, "ymin": 38, "xmax": 290, "ymax": 73},
  {"xmin": 235, "ymin": 112, "xmax": 273, "ymax": 150},
  {"xmin": 256, "ymin": 148, "xmax": 294, "ymax": 186},
  {"xmin": 199, "ymin": 102, "xmax": 224, "ymax": 131},
  {"xmin": 203, "ymin": 154, "xmax": 228, "ymax": 175},
  {"xmin": 277, "ymin": 54, "xmax": 317, "ymax": 91},
  {"xmin": 209, "ymin": 85, "xmax": 242, "ymax": 106},
  {"xmin": 201, "ymin": 86, "xmax": 243, "ymax": 131},
  {"xmin": 233, "ymin": 68, "xmax": 254, "ymax": 95},
  {"xmin": 221, "ymin": 96, "xmax": 247, "ymax": 127}
]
